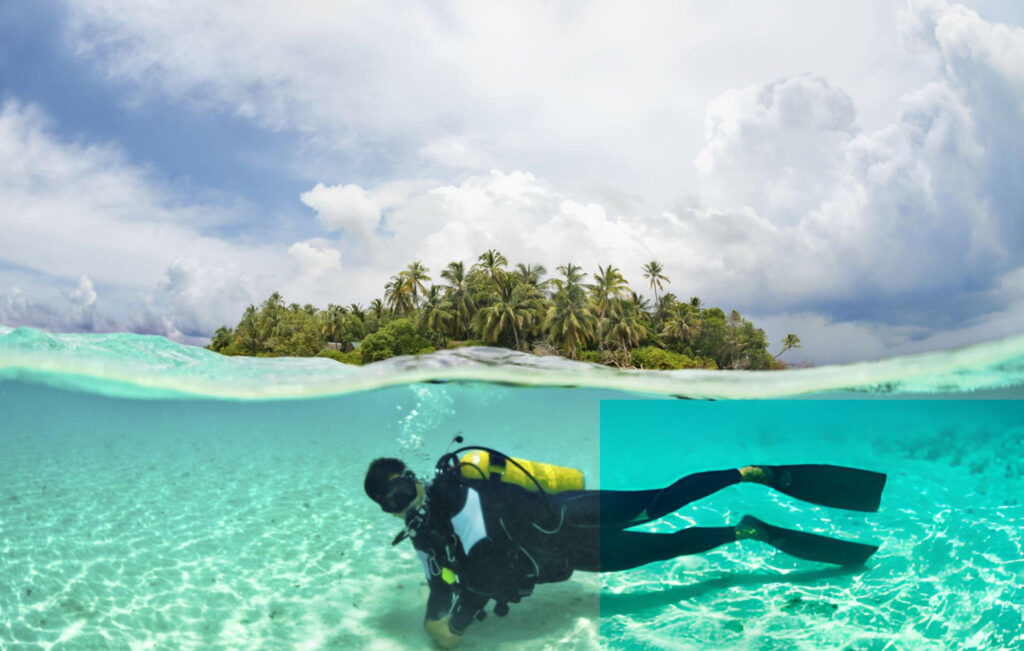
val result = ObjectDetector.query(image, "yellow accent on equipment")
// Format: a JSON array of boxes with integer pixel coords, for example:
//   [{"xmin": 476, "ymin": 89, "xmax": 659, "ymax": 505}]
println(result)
[
  {"xmin": 441, "ymin": 567, "xmax": 456, "ymax": 584},
  {"xmin": 459, "ymin": 451, "xmax": 585, "ymax": 494}
]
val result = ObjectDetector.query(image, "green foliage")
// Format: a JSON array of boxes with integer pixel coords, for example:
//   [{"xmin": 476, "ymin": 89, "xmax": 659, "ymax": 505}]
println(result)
[
  {"xmin": 629, "ymin": 346, "xmax": 705, "ymax": 370},
  {"xmin": 359, "ymin": 319, "xmax": 435, "ymax": 364},
  {"xmin": 207, "ymin": 254, "xmax": 791, "ymax": 370},
  {"xmin": 207, "ymin": 326, "xmax": 234, "ymax": 353},
  {"xmin": 448, "ymin": 339, "xmax": 486, "ymax": 348},
  {"xmin": 317, "ymin": 348, "xmax": 362, "ymax": 365}
]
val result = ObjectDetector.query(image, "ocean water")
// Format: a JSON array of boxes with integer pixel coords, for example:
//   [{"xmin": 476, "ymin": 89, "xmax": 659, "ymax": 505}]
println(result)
[{"xmin": 1, "ymin": 326, "xmax": 1023, "ymax": 650}]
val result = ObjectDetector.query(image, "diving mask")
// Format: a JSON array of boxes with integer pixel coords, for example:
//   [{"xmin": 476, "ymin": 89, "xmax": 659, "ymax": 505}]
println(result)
[{"xmin": 380, "ymin": 471, "xmax": 418, "ymax": 514}]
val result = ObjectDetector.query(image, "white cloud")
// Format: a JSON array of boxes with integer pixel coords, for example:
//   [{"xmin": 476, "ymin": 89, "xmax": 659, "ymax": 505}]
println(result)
[
  {"xmin": 3, "ymin": 1, "xmax": 1022, "ymax": 360},
  {"xmin": 288, "ymin": 239, "xmax": 342, "ymax": 278},
  {"xmin": 65, "ymin": 275, "xmax": 98, "ymax": 307},
  {"xmin": 418, "ymin": 135, "xmax": 491, "ymax": 169},
  {"xmin": 0, "ymin": 100, "xmax": 347, "ymax": 341},
  {"xmin": 300, "ymin": 183, "xmax": 381, "ymax": 243},
  {"xmin": 130, "ymin": 295, "xmax": 185, "ymax": 342},
  {"xmin": 63, "ymin": 0, "xmax": 949, "ymax": 205},
  {"xmin": 0, "ymin": 100, "xmax": 287, "ymax": 291},
  {"xmin": 153, "ymin": 258, "xmax": 260, "ymax": 338},
  {"xmin": 0, "ymin": 278, "xmax": 117, "ymax": 334},
  {"xmin": 694, "ymin": 75, "xmax": 858, "ymax": 226}
]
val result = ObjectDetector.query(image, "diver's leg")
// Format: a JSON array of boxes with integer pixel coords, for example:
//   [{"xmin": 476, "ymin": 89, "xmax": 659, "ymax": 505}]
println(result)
[
  {"xmin": 642, "ymin": 469, "xmax": 743, "ymax": 522},
  {"xmin": 736, "ymin": 515, "xmax": 880, "ymax": 566},
  {"xmin": 556, "ymin": 469, "xmax": 744, "ymax": 527},
  {"xmin": 574, "ymin": 526, "xmax": 738, "ymax": 572}
]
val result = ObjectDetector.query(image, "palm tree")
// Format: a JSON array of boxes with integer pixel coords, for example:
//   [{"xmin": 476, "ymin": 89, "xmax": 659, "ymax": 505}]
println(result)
[
  {"xmin": 420, "ymin": 285, "xmax": 455, "ymax": 343},
  {"xmin": 550, "ymin": 262, "xmax": 585, "ymax": 298},
  {"xmin": 369, "ymin": 298, "xmax": 386, "ymax": 321},
  {"xmin": 322, "ymin": 303, "xmax": 347, "ymax": 344},
  {"xmin": 544, "ymin": 288, "xmax": 597, "ymax": 360},
  {"xmin": 589, "ymin": 264, "xmax": 630, "ymax": 352},
  {"xmin": 258, "ymin": 292, "xmax": 285, "ymax": 346},
  {"xmin": 557, "ymin": 262, "xmax": 585, "ymax": 285},
  {"xmin": 514, "ymin": 263, "xmax": 548, "ymax": 291},
  {"xmin": 627, "ymin": 290, "xmax": 651, "ymax": 315},
  {"xmin": 441, "ymin": 261, "xmax": 476, "ymax": 339},
  {"xmin": 348, "ymin": 303, "xmax": 366, "ymax": 322},
  {"xmin": 605, "ymin": 301, "xmax": 647, "ymax": 359},
  {"xmin": 236, "ymin": 304, "xmax": 259, "ymax": 353},
  {"xmin": 209, "ymin": 326, "xmax": 234, "ymax": 352},
  {"xmin": 641, "ymin": 261, "xmax": 670, "ymax": 307},
  {"xmin": 384, "ymin": 275, "xmax": 414, "ymax": 316},
  {"xmin": 661, "ymin": 305, "xmax": 701, "ymax": 348},
  {"xmin": 475, "ymin": 249, "xmax": 508, "ymax": 283},
  {"xmin": 722, "ymin": 331, "xmax": 748, "ymax": 369},
  {"xmin": 479, "ymin": 274, "xmax": 543, "ymax": 350},
  {"xmin": 654, "ymin": 292, "xmax": 678, "ymax": 324},
  {"xmin": 773, "ymin": 334, "xmax": 802, "ymax": 360},
  {"xmin": 400, "ymin": 261, "xmax": 431, "ymax": 308},
  {"xmin": 722, "ymin": 310, "xmax": 747, "ymax": 369}
]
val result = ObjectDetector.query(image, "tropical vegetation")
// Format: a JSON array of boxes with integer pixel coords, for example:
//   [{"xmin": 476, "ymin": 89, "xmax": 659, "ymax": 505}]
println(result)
[{"xmin": 207, "ymin": 252, "xmax": 802, "ymax": 369}]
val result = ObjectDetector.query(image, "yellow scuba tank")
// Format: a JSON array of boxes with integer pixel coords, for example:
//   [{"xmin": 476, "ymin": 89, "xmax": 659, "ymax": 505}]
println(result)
[{"xmin": 459, "ymin": 450, "xmax": 584, "ymax": 493}]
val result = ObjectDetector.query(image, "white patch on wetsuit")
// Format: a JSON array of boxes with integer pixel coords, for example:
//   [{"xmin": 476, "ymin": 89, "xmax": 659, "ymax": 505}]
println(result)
[
  {"xmin": 451, "ymin": 487, "xmax": 487, "ymax": 555},
  {"xmin": 418, "ymin": 550, "xmax": 431, "ymax": 578}
]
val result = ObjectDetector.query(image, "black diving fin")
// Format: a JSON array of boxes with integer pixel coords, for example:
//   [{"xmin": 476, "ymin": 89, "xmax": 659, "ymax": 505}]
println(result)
[
  {"xmin": 765, "ymin": 464, "xmax": 886, "ymax": 512},
  {"xmin": 739, "ymin": 515, "xmax": 879, "ymax": 567}
]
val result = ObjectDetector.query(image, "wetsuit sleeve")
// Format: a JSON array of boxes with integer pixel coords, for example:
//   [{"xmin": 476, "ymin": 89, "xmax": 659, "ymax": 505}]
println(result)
[
  {"xmin": 418, "ymin": 551, "xmax": 455, "ymax": 621},
  {"xmin": 448, "ymin": 586, "xmax": 489, "ymax": 633},
  {"xmin": 425, "ymin": 580, "xmax": 454, "ymax": 621},
  {"xmin": 448, "ymin": 536, "xmax": 504, "ymax": 633}
]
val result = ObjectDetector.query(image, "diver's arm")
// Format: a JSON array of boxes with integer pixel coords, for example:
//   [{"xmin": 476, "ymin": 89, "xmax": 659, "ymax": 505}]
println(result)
[
  {"xmin": 448, "ymin": 587, "xmax": 489, "ymax": 634},
  {"xmin": 422, "ymin": 562, "xmax": 463, "ymax": 647},
  {"xmin": 425, "ymin": 579, "xmax": 454, "ymax": 621},
  {"xmin": 418, "ymin": 550, "xmax": 455, "ymax": 621}
]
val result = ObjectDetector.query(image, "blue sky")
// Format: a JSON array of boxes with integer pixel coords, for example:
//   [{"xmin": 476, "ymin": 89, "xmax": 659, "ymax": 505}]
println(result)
[{"xmin": 1, "ymin": 0, "xmax": 1023, "ymax": 363}]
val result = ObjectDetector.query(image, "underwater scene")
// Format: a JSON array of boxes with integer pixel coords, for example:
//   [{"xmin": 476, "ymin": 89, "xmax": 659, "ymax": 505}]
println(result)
[{"xmin": 1, "ymin": 326, "xmax": 1023, "ymax": 649}]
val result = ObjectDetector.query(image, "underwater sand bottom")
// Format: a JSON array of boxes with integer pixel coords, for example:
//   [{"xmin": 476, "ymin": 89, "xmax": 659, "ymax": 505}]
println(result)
[{"xmin": 2, "ymin": 419, "xmax": 1024, "ymax": 649}]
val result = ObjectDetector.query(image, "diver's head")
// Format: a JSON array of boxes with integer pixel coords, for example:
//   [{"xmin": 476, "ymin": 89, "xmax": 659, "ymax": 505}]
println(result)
[{"xmin": 365, "ymin": 457, "xmax": 425, "ymax": 517}]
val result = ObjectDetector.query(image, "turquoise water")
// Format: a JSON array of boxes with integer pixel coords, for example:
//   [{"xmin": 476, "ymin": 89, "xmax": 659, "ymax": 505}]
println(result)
[
  {"xmin": 600, "ymin": 401, "xmax": 1023, "ymax": 649},
  {"xmin": 1, "ymin": 326, "xmax": 1023, "ymax": 649}
]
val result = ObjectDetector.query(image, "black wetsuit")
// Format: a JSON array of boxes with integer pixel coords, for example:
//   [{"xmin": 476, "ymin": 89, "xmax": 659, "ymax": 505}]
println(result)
[{"xmin": 408, "ymin": 468, "xmax": 742, "ymax": 632}]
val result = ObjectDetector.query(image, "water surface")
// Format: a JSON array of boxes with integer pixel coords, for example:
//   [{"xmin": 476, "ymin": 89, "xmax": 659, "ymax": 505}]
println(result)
[{"xmin": 1, "ymin": 327, "xmax": 1022, "ymax": 649}]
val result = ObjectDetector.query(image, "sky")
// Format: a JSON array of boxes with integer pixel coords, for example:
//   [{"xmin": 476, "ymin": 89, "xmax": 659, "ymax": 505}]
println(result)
[{"xmin": 1, "ymin": 0, "xmax": 1023, "ymax": 364}]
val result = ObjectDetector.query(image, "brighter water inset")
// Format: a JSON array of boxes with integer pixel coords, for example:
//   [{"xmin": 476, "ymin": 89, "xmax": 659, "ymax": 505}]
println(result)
[
  {"xmin": 2, "ymin": 326, "xmax": 1023, "ymax": 649},
  {"xmin": 599, "ymin": 400, "xmax": 1024, "ymax": 649}
]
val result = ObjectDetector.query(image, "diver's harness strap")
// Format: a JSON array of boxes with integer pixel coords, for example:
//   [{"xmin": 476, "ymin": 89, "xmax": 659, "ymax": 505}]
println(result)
[{"xmin": 392, "ymin": 497, "xmax": 429, "ymax": 546}]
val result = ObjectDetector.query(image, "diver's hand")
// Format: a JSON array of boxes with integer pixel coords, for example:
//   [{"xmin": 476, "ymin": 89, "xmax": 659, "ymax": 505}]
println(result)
[{"xmin": 424, "ymin": 615, "xmax": 463, "ymax": 649}]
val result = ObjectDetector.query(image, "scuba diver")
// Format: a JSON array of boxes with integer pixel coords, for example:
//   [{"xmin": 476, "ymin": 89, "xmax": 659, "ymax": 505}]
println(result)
[{"xmin": 364, "ymin": 446, "xmax": 886, "ymax": 649}]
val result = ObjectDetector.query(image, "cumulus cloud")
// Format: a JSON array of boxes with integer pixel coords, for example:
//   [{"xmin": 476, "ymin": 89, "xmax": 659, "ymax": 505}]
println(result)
[
  {"xmin": 0, "ymin": 287, "xmax": 66, "ymax": 331},
  {"xmin": 3, "ymin": 1, "xmax": 1021, "ymax": 363},
  {"xmin": 380, "ymin": 170, "xmax": 653, "ymax": 277},
  {"xmin": 0, "ymin": 277, "xmax": 118, "ymax": 333},
  {"xmin": 683, "ymin": 7, "xmax": 1019, "ymax": 327},
  {"xmin": 299, "ymin": 183, "xmax": 381, "ymax": 243},
  {"xmin": 695, "ymin": 75, "xmax": 858, "ymax": 226},
  {"xmin": 0, "ymin": 99, "xmax": 341, "ymax": 342},
  {"xmin": 0, "ymin": 100, "xmax": 287, "ymax": 290},
  {"xmin": 63, "ymin": 1, "xmax": 941, "ymax": 204},
  {"xmin": 64, "ymin": 275, "xmax": 98, "ymax": 307},
  {"xmin": 288, "ymin": 240, "xmax": 342, "ymax": 277},
  {"xmin": 153, "ymin": 258, "xmax": 260, "ymax": 338}
]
